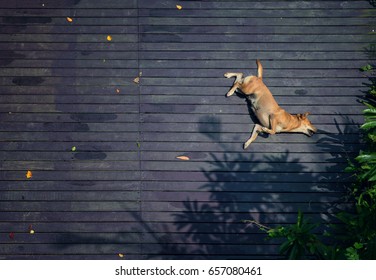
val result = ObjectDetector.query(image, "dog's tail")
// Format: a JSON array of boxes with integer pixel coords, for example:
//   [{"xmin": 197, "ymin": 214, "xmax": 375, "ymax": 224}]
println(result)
[{"xmin": 256, "ymin": 59, "xmax": 263, "ymax": 79}]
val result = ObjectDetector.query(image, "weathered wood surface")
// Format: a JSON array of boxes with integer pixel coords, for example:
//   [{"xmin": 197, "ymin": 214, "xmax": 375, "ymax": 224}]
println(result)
[{"xmin": 0, "ymin": 0, "xmax": 375, "ymax": 259}]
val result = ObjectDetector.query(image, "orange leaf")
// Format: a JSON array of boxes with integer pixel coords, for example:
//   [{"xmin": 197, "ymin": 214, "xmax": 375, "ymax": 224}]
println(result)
[
  {"xmin": 26, "ymin": 170, "xmax": 32, "ymax": 179},
  {"xmin": 66, "ymin": 17, "xmax": 73, "ymax": 22},
  {"xmin": 176, "ymin": 5, "xmax": 183, "ymax": 10},
  {"xmin": 176, "ymin": 155, "xmax": 190, "ymax": 161},
  {"xmin": 107, "ymin": 35, "xmax": 112, "ymax": 41}
]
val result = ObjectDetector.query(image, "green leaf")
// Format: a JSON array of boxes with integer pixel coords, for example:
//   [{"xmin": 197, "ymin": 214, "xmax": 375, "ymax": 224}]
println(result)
[
  {"xmin": 360, "ymin": 64, "xmax": 373, "ymax": 72},
  {"xmin": 361, "ymin": 121, "xmax": 376, "ymax": 130}
]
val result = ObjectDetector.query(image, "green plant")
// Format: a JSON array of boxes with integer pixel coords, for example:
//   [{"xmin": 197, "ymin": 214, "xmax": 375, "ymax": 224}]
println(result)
[{"xmin": 245, "ymin": 211, "xmax": 332, "ymax": 259}]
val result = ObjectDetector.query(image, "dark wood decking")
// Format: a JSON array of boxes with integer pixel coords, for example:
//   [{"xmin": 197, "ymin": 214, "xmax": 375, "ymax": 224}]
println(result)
[{"xmin": 0, "ymin": 0, "xmax": 375, "ymax": 259}]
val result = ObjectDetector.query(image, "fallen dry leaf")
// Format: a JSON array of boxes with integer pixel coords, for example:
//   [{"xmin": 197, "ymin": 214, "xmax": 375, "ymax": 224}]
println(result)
[
  {"xmin": 176, "ymin": 155, "xmax": 190, "ymax": 161},
  {"xmin": 28, "ymin": 225, "xmax": 35, "ymax": 234},
  {"xmin": 176, "ymin": 4, "xmax": 183, "ymax": 10},
  {"xmin": 26, "ymin": 170, "xmax": 32, "ymax": 179},
  {"xmin": 66, "ymin": 17, "xmax": 73, "ymax": 22},
  {"xmin": 9, "ymin": 232, "xmax": 15, "ymax": 239},
  {"xmin": 118, "ymin": 253, "xmax": 124, "ymax": 258},
  {"xmin": 116, "ymin": 89, "xmax": 120, "ymax": 94},
  {"xmin": 71, "ymin": 146, "xmax": 76, "ymax": 152},
  {"xmin": 133, "ymin": 71, "xmax": 142, "ymax": 84},
  {"xmin": 107, "ymin": 35, "xmax": 112, "ymax": 41}
]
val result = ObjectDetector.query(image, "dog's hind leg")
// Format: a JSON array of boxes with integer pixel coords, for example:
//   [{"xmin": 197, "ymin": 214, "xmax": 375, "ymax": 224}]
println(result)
[
  {"xmin": 243, "ymin": 124, "xmax": 263, "ymax": 149},
  {"xmin": 224, "ymin": 72, "xmax": 243, "ymax": 83},
  {"xmin": 224, "ymin": 72, "xmax": 243, "ymax": 97}
]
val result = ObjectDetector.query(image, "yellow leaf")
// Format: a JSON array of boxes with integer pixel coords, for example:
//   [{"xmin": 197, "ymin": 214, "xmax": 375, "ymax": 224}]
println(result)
[
  {"xmin": 176, "ymin": 155, "xmax": 190, "ymax": 161},
  {"xmin": 118, "ymin": 253, "xmax": 124, "ymax": 258},
  {"xmin": 107, "ymin": 35, "xmax": 112, "ymax": 41},
  {"xmin": 133, "ymin": 72, "xmax": 142, "ymax": 84},
  {"xmin": 29, "ymin": 229, "xmax": 35, "ymax": 234},
  {"xmin": 66, "ymin": 17, "xmax": 73, "ymax": 22},
  {"xmin": 26, "ymin": 170, "xmax": 32, "ymax": 179},
  {"xmin": 176, "ymin": 4, "xmax": 182, "ymax": 10}
]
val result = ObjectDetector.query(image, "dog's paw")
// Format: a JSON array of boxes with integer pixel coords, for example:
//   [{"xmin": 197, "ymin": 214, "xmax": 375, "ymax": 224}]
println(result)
[
  {"xmin": 224, "ymin": 73, "xmax": 232, "ymax": 78},
  {"xmin": 243, "ymin": 142, "xmax": 250, "ymax": 150}
]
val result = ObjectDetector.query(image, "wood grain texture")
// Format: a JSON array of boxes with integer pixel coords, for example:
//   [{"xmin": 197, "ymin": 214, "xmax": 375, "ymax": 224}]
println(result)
[{"xmin": 0, "ymin": 0, "xmax": 373, "ymax": 260}]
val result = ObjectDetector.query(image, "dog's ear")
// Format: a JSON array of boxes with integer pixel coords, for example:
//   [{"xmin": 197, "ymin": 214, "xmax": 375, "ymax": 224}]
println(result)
[
  {"xmin": 303, "ymin": 112, "xmax": 310, "ymax": 118},
  {"xmin": 296, "ymin": 114, "xmax": 302, "ymax": 119}
]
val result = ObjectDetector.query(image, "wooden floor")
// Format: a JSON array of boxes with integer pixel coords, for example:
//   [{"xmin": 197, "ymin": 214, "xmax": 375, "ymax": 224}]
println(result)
[{"xmin": 0, "ymin": 0, "xmax": 375, "ymax": 259}]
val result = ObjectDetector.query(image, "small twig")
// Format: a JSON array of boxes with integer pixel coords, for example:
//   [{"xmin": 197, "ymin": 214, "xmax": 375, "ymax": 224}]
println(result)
[{"xmin": 242, "ymin": 220, "xmax": 271, "ymax": 232}]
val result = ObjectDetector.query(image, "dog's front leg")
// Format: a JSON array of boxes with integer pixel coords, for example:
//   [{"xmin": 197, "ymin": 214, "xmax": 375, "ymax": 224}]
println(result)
[{"xmin": 243, "ymin": 124, "xmax": 263, "ymax": 149}]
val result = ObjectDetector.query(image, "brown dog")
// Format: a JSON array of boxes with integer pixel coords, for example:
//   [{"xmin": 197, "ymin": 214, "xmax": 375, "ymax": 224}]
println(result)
[{"xmin": 225, "ymin": 59, "xmax": 317, "ymax": 149}]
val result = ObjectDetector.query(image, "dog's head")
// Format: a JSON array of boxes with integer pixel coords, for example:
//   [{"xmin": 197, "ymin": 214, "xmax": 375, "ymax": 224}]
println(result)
[{"xmin": 296, "ymin": 112, "xmax": 317, "ymax": 136}]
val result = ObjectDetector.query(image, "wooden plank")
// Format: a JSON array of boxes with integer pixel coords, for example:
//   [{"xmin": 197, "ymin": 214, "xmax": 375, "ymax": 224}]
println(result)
[
  {"xmin": 139, "ymin": 8, "xmax": 376, "ymax": 18},
  {"xmin": 139, "ymin": 1, "xmax": 374, "ymax": 10},
  {"xmin": 140, "ymin": 86, "xmax": 367, "ymax": 96},
  {"xmin": 0, "ymin": 104, "xmax": 139, "ymax": 113},
  {"xmin": 0, "ymin": 171, "xmax": 141, "ymax": 181},
  {"xmin": 140, "ymin": 113, "xmax": 364, "ymax": 124},
  {"xmin": 0, "ymin": 141, "xmax": 141, "ymax": 151},
  {"xmin": 0, "ymin": 212, "xmax": 142, "ymax": 222},
  {"xmin": 1, "ymin": 59, "xmax": 138, "ymax": 68},
  {"xmin": 0, "ymin": 244, "xmax": 141, "ymax": 255},
  {"xmin": 0, "ymin": 42, "xmax": 139, "ymax": 51},
  {"xmin": 0, "ymin": 190, "xmax": 140, "ymax": 200},
  {"xmin": 140, "ymin": 59, "xmax": 369, "ymax": 69},
  {"xmin": 140, "ymin": 95, "xmax": 360, "ymax": 105},
  {"xmin": 139, "ymin": 142, "xmax": 358, "ymax": 153},
  {"xmin": 0, "ymin": 151, "xmax": 139, "ymax": 160},
  {"xmin": 139, "ymin": 17, "xmax": 374, "ymax": 26},
  {"xmin": 140, "ymin": 104, "xmax": 364, "ymax": 115},
  {"xmin": 140, "ymin": 171, "xmax": 350, "ymax": 183},
  {"xmin": 140, "ymin": 34, "xmax": 375, "ymax": 43},
  {"xmin": 0, "ymin": 50, "xmax": 139, "ymax": 60},
  {"xmin": 2, "ymin": 160, "xmax": 140, "ymax": 171},
  {"xmin": 0, "ymin": 26, "xmax": 139, "ymax": 34},
  {"xmin": 2, "ymin": 17, "xmax": 137, "ymax": 25},
  {"xmin": 0, "ymin": 86, "xmax": 139, "ymax": 95},
  {"xmin": 141, "ymin": 161, "xmax": 346, "ymax": 173},
  {"xmin": 140, "ymin": 181, "xmax": 343, "ymax": 193},
  {"xmin": 0, "ymin": 0, "xmax": 138, "ymax": 8},
  {"xmin": 141, "ymin": 68, "xmax": 365, "ymax": 78},
  {"xmin": 140, "ymin": 25, "xmax": 374, "ymax": 35},
  {"xmin": 0, "ymin": 8, "xmax": 138, "ymax": 17},
  {"xmin": 140, "ymin": 151, "xmax": 355, "ymax": 164},
  {"xmin": 0, "ymin": 34, "xmax": 139, "ymax": 43},
  {"xmin": 0, "ymin": 201, "xmax": 141, "ymax": 212},
  {"xmin": 0, "ymin": 181, "xmax": 140, "ymax": 191}
]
